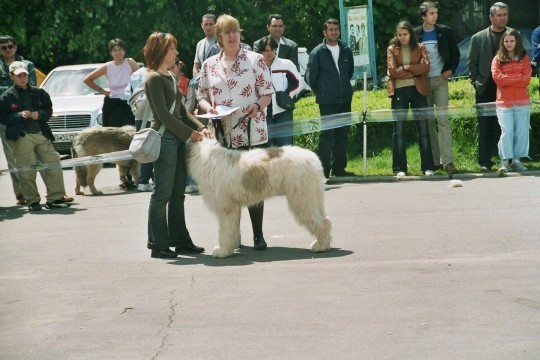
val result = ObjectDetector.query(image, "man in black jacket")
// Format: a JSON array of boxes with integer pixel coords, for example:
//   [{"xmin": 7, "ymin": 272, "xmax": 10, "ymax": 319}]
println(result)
[
  {"xmin": 414, "ymin": 1, "xmax": 460, "ymax": 176},
  {"xmin": 306, "ymin": 18, "xmax": 355, "ymax": 179},
  {"xmin": 253, "ymin": 14, "xmax": 299, "ymax": 70},
  {"xmin": 0, "ymin": 61, "xmax": 70, "ymax": 211}
]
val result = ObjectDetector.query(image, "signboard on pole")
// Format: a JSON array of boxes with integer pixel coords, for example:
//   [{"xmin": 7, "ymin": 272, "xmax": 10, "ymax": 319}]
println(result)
[{"xmin": 339, "ymin": 1, "xmax": 378, "ymax": 87}]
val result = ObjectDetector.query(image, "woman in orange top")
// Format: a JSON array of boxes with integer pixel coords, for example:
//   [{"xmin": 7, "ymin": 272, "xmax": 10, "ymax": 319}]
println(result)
[{"xmin": 491, "ymin": 29, "xmax": 532, "ymax": 174}]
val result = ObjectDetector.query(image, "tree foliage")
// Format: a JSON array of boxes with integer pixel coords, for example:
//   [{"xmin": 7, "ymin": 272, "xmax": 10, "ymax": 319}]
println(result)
[{"xmin": 2, "ymin": 0, "xmax": 460, "ymax": 76}]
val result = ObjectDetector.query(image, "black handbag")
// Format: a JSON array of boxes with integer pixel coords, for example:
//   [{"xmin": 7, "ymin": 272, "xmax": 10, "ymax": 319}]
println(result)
[{"xmin": 274, "ymin": 91, "xmax": 295, "ymax": 110}]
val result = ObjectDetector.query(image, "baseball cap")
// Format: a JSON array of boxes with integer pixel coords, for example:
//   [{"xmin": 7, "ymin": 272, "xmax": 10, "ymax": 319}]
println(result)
[{"xmin": 9, "ymin": 61, "xmax": 29, "ymax": 75}]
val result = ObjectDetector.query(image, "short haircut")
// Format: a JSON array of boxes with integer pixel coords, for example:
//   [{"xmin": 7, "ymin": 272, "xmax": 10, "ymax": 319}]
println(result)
[
  {"xmin": 108, "ymin": 38, "xmax": 126, "ymax": 52},
  {"xmin": 143, "ymin": 32, "xmax": 178, "ymax": 71},
  {"xmin": 490, "ymin": 2, "xmax": 509, "ymax": 15},
  {"xmin": 202, "ymin": 14, "xmax": 217, "ymax": 23},
  {"xmin": 418, "ymin": 1, "xmax": 439, "ymax": 18},
  {"xmin": 389, "ymin": 21, "xmax": 418, "ymax": 48},
  {"xmin": 324, "ymin": 18, "xmax": 340, "ymax": 32},
  {"xmin": 0, "ymin": 35, "xmax": 17, "ymax": 45},
  {"xmin": 256, "ymin": 36, "xmax": 278, "ymax": 54},
  {"xmin": 215, "ymin": 15, "xmax": 242, "ymax": 48},
  {"xmin": 267, "ymin": 14, "xmax": 284, "ymax": 26}
]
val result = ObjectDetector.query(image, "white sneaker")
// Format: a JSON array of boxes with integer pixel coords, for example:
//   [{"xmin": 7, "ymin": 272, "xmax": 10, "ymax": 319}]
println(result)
[
  {"xmin": 185, "ymin": 184, "xmax": 199, "ymax": 193},
  {"xmin": 511, "ymin": 159, "xmax": 528, "ymax": 171},
  {"xmin": 137, "ymin": 183, "xmax": 153, "ymax": 192},
  {"xmin": 424, "ymin": 170, "xmax": 434, "ymax": 176},
  {"xmin": 396, "ymin": 171, "xmax": 406, "ymax": 177},
  {"xmin": 498, "ymin": 160, "xmax": 510, "ymax": 174}
]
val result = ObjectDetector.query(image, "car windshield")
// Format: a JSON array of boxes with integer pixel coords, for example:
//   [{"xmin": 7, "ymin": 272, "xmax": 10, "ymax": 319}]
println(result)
[{"xmin": 42, "ymin": 68, "xmax": 108, "ymax": 96}]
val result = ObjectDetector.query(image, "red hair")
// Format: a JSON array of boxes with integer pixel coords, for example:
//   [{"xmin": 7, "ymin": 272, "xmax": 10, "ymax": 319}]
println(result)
[{"xmin": 143, "ymin": 32, "xmax": 178, "ymax": 70}]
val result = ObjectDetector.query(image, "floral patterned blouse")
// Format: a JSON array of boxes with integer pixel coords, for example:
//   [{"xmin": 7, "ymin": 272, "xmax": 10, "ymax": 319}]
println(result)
[{"xmin": 198, "ymin": 48, "xmax": 274, "ymax": 148}]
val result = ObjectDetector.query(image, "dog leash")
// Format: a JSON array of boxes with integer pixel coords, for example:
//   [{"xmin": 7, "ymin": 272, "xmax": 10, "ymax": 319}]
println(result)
[{"xmin": 211, "ymin": 113, "xmax": 251, "ymax": 149}]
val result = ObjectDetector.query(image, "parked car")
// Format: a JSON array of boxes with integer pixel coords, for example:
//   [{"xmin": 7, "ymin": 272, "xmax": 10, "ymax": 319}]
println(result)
[
  {"xmin": 40, "ymin": 64, "xmax": 106, "ymax": 154},
  {"xmin": 453, "ymin": 28, "xmax": 533, "ymax": 78}
]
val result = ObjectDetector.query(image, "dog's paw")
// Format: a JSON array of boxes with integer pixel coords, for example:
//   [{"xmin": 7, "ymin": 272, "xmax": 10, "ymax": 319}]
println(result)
[
  {"xmin": 212, "ymin": 246, "xmax": 233, "ymax": 258},
  {"xmin": 75, "ymin": 191, "xmax": 84, "ymax": 195},
  {"xmin": 310, "ymin": 240, "xmax": 331, "ymax": 253}
]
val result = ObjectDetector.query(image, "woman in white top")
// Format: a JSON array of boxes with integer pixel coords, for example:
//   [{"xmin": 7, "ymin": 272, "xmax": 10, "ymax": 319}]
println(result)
[
  {"xmin": 256, "ymin": 36, "xmax": 302, "ymax": 146},
  {"xmin": 83, "ymin": 38, "xmax": 139, "ymax": 127}
]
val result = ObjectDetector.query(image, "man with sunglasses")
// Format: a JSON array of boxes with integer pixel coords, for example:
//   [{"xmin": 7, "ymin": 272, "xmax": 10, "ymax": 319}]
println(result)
[{"xmin": 1, "ymin": 35, "xmax": 37, "ymax": 205}]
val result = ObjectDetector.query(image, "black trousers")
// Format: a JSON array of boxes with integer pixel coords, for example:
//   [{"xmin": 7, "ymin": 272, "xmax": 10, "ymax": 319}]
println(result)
[
  {"xmin": 475, "ymin": 81, "xmax": 499, "ymax": 168},
  {"xmin": 391, "ymin": 86, "xmax": 434, "ymax": 173},
  {"xmin": 318, "ymin": 102, "xmax": 351, "ymax": 177},
  {"xmin": 102, "ymin": 97, "xmax": 135, "ymax": 127}
]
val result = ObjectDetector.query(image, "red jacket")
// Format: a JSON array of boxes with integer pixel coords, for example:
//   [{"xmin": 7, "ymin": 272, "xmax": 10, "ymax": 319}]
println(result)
[{"xmin": 491, "ymin": 54, "xmax": 531, "ymax": 107}]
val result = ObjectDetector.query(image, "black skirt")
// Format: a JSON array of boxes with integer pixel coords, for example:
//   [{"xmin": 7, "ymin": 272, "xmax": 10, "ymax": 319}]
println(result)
[{"xmin": 102, "ymin": 96, "xmax": 135, "ymax": 127}]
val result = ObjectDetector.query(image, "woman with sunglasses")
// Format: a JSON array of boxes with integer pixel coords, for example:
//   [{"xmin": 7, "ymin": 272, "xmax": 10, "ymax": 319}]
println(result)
[
  {"xmin": 143, "ymin": 32, "xmax": 211, "ymax": 259},
  {"xmin": 197, "ymin": 15, "xmax": 273, "ymax": 251}
]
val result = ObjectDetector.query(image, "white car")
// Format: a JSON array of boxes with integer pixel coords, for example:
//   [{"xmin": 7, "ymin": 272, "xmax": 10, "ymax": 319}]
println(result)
[{"xmin": 40, "ymin": 64, "xmax": 106, "ymax": 154}]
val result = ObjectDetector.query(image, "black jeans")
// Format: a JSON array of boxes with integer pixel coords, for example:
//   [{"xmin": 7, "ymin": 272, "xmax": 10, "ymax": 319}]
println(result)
[
  {"xmin": 318, "ymin": 102, "xmax": 351, "ymax": 177},
  {"xmin": 391, "ymin": 86, "xmax": 434, "ymax": 173},
  {"xmin": 475, "ymin": 81, "xmax": 499, "ymax": 168}
]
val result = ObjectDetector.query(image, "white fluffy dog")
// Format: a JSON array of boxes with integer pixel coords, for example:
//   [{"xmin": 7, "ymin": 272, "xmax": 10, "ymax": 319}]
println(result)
[{"xmin": 186, "ymin": 139, "xmax": 332, "ymax": 258}]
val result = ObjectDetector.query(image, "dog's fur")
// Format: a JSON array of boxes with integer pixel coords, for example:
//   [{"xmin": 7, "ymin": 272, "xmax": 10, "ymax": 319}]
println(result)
[
  {"xmin": 72, "ymin": 126, "xmax": 139, "ymax": 195},
  {"xmin": 186, "ymin": 138, "xmax": 332, "ymax": 258}
]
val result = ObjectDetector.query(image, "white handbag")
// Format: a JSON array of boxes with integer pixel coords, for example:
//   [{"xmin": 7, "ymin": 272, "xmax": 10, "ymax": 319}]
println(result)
[{"xmin": 129, "ymin": 73, "xmax": 176, "ymax": 163}]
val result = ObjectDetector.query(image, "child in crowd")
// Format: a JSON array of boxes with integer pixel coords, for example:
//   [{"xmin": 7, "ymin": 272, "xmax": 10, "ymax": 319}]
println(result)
[{"xmin": 491, "ymin": 29, "xmax": 532, "ymax": 174}]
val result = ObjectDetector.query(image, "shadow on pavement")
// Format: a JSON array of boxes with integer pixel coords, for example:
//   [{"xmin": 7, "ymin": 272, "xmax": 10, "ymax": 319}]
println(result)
[{"xmin": 166, "ymin": 247, "xmax": 353, "ymax": 267}]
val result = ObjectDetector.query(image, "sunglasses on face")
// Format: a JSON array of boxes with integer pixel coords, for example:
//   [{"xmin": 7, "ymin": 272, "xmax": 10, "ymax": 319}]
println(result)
[{"xmin": 0, "ymin": 44, "xmax": 15, "ymax": 51}]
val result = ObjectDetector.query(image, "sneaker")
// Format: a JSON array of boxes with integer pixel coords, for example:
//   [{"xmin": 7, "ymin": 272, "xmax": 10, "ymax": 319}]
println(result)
[
  {"xmin": 510, "ymin": 159, "xmax": 528, "ymax": 172},
  {"xmin": 185, "ymin": 184, "xmax": 199, "ymax": 193},
  {"xmin": 424, "ymin": 170, "xmax": 435, "ymax": 176},
  {"xmin": 45, "ymin": 199, "xmax": 71, "ymax": 209},
  {"xmin": 498, "ymin": 160, "xmax": 510, "ymax": 175},
  {"xmin": 28, "ymin": 202, "xmax": 42, "ymax": 211},
  {"xmin": 137, "ymin": 183, "xmax": 153, "ymax": 192},
  {"xmin": 396, "ymin": 171, "xmax": 406, "ymax": 177},
  {"xmin": 480, "ymin": 166, "xmax": 491, "ymax": 172},
  {"xmin": 16, "ymin": 194, "xmax": 27, "ymax": 205}
]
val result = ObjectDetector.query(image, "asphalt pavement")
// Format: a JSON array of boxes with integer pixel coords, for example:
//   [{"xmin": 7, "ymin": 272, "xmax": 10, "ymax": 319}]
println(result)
[{"xmin": 1, "ymin": 147, "xmax": 540, "ymax": 359}]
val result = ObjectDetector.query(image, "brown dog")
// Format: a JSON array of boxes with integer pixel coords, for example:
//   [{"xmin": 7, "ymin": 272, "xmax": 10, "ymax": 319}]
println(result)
[{"xmin": 72, "ymin": 126, "xmax": 140, "ymax": 195}]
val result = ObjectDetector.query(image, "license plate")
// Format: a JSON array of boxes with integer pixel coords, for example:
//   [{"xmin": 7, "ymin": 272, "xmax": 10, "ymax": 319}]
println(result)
[{"xmin": 53, "ymin": 132, "xmax": 77, "ymax": 143}]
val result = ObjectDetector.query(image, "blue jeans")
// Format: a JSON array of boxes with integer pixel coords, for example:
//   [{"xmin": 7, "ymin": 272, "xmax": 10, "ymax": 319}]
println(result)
[
  {"xmin": 147, "ymin": 132, "xmax": 191, "ymax": 250},
  {"xmin": 391, "ymin": 86, "xmax": 434, "ymax": 173},
  {"xmin": 318, "ymin": 103, "xmax": 351, "ymax": 177},
  {"xmin": 135, "ymin": 120, "xmax": 154, "ymax": 184},
  {"xmin": 268, "ymin": 109, "xmax": 293, "ymax": 146},
  {"xmin": 496, "ymin": 104, "xmax": 530, "ymax": 160}
]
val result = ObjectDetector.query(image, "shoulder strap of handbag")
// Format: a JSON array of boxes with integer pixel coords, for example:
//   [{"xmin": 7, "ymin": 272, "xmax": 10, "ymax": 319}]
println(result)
[{"xmin": 148, "ymin": 72, "xmax": 177, "ymax": 136}]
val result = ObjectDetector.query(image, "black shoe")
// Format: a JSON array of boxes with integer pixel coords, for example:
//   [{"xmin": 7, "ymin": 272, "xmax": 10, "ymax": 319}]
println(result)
[
  {"xmin": 28, "ymin": 202, "xmax": 42, "ymax": 211},
  {"xmin": 151, "ymin": 248, "xmax": 178, "ymax": 259},
  {"xmin": 175, "ymin": 243, "xmax": 205, "ymax": 254},
  {"xmin": 332, "ymin": 169, "xmax": 355, "ymax": 177},
  {"xmin": 254, "ymin": 236, "xmax": 267, "ymax": 250},
  {"xmin": 45, "ymin": 199, "xmax": 71, "ymax": 209}
]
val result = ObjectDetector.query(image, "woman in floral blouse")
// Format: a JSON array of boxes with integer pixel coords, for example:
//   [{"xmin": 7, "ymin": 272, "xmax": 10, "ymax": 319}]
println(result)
[{"xmin": 197, "ymin": 14, "xmax": 273, "ymax": 251}]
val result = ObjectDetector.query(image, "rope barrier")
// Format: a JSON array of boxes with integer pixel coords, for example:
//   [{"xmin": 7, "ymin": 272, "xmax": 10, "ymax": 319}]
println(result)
[{"xmin": 1, "ymin": 99, "xmax": 538, "ymax": 175}]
